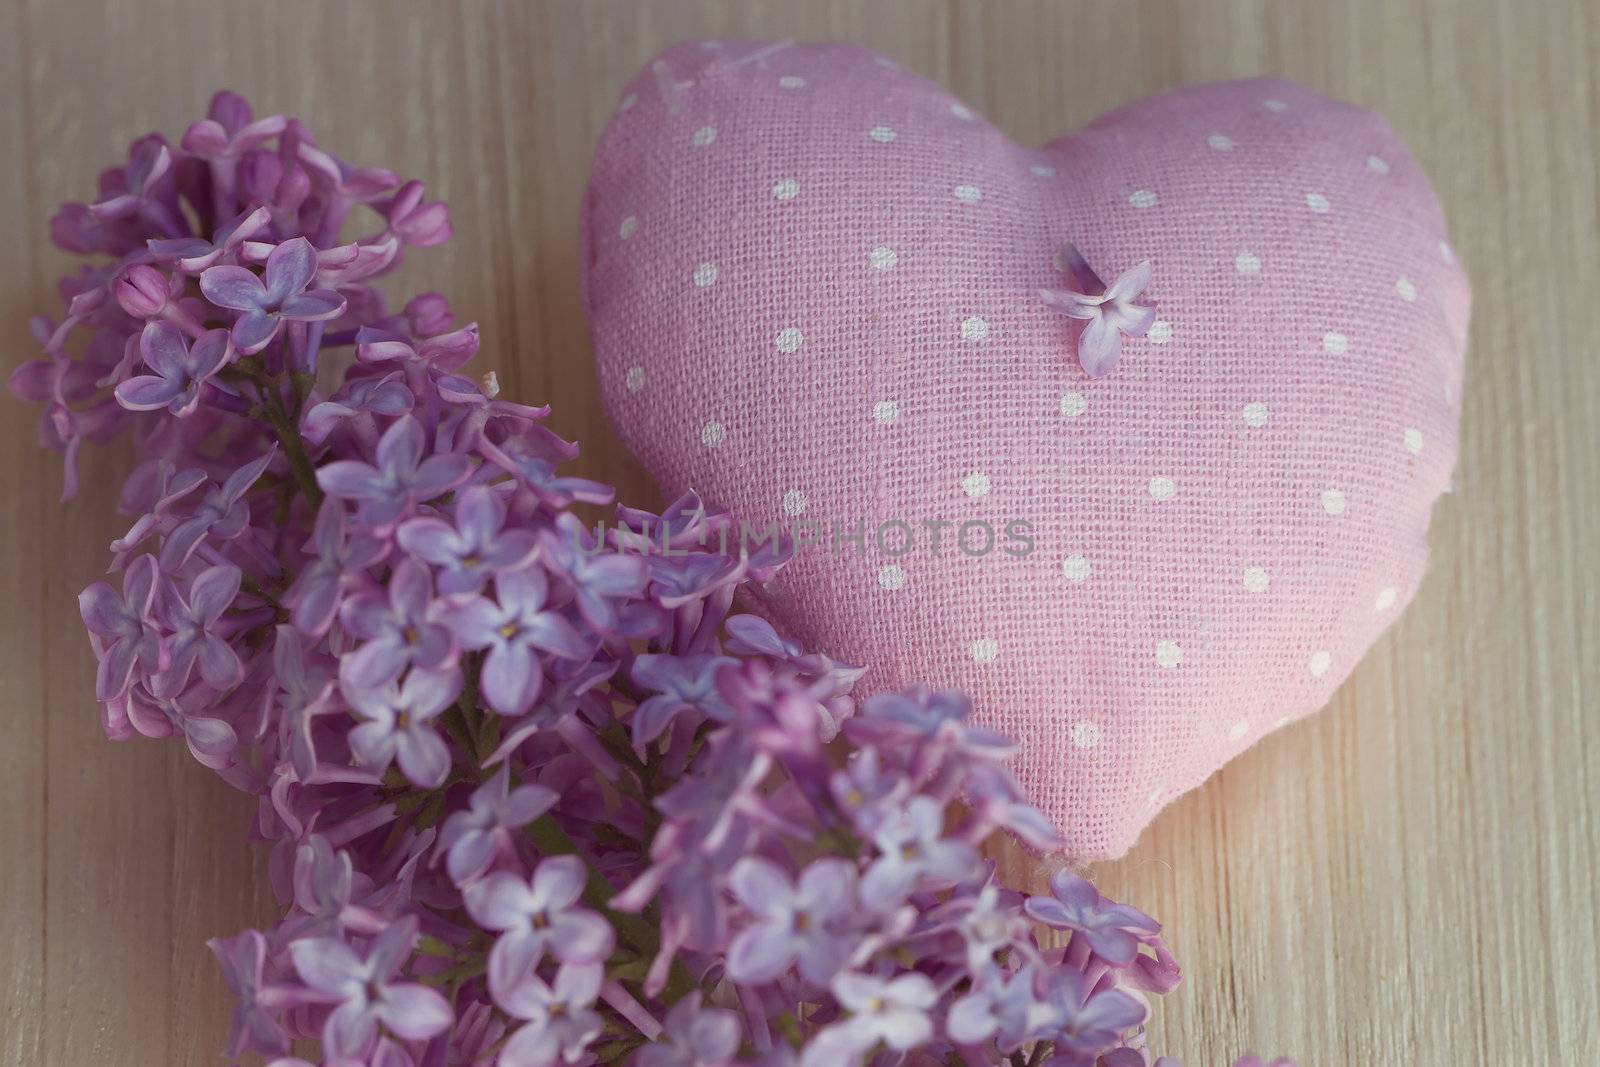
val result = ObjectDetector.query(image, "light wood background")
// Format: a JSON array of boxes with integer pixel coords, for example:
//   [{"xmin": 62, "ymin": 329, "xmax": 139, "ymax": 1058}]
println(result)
[{"xmin": 3, "ymin": 2, "xmax": 1597, "ymax": 1064}]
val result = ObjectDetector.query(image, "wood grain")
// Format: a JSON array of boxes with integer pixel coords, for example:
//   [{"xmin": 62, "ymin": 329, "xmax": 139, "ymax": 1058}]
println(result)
[{"xmin": 2, "ymin": 1, "xmax": 1596, "ymax": 1064}]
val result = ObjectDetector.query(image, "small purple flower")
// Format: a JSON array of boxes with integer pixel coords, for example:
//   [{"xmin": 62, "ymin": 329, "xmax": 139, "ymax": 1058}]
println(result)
[
  {"xmin": 539, "ymin": 513, "xmax": 648, "ymax": 632},
  {"xmin": 496, "ymin": 961, "xmax": 604, "ymax": 1067},
  {"xmin": 383, "ymin": 180, "xmax": 452, "ymax": 247},
  {"xmin": 160, "ymin": 449, "xmax": 275, "ymax": 570},
  {"xmin": 146, "ymin": 205, "xmax": 271, "ymax": 271},
  {"xmin": 341, "ymin": 666, "xmax": 460, "ymax": 788},
  {"xmin": 78, "ymin": 553, "xmax": 164, "ymax": 701},
  {"xmin": 726, "ymin": 857, "xmax": 855, "ymax": 985},
  {"xmin": 317, "ymin": 415, "xmax": 474, "ymax": 531},
  {"xmin": 635, "ymin": 992, "xmax": 743, "ymax": 1067},
  {"xmin": 302, "ymin": 371, "xmax": 415, "ymax": 446},
  {"xmin": 288, "ymin": 916, "xmax": 453, "ymax": 1058},
  {"xmin": 200, "ymin": 237, "xmax": 347, "ymax": 354},
  {"xmin": 1040, "ymin": 244, "xmax": 1155, "ymax": 378},
  {"xmin": 208, "ymin": 929, "xmax": 289, "ymax": 1056},
  {"xmin": 181, "ymin": 96, "xmax": 287, "ymax": 162},
  {"xmin": 1024, "ymin": 871, "xmax": 1161, "ymax": 966},
  {"xmin": 1038, "ymin": 966, "xmax": 1147, "ymax": 1057},
  {"xmin": 946, "ymin": 964, "xmax": 1050, "ymax": 1050},
  {"xmin": 495, "ymin": 449, "xmax": 614, "ymax": 509},
  {"xmin": 398, "ymin": 486, "xmax": 538, "ymax": 595},
  {"xmin": 860, "ymin": 795, "xmax": 978, "ymax": 910},
  {"xmin": 338, "ymin": 558, "xmax": 457, "ymax": 689},
  {"xmin": 151, "ymin": 563, "xmax": 243, "ymax": 697},
  {"xmin": 447, "ymin": 567, "xmax": 588, "ymax": 716},
  {"xmin": 464, "ymin": 855, "xmax": 615, "ymax": 997},
  {"xmin": 803, "ymin": 971, "xmax": 939, "ymax": 1067},
  {"xmin": 114, "ymin": 322, "xmax": 231, "ymax": 418},
  {"xmin": 848, "ymin": 687, "xmax": 1016, "ymax": 765},
  {"xmin": 830, "ymin": 747, "xmax": 910, "ymax": 836},
  {"xmin": 438, "ymin": 764, "xmax": 558, "ymax": 885},
  {"xmin": 629, "ymin": 653, "xmax": 736, "ymax": 746},
  {"xmin": 124, "ymin": 690, "xmax": 238, "ymax": 769},
  {"xmin": 284, "ymin": 498, "xmax": 389, "ymax": 639}
]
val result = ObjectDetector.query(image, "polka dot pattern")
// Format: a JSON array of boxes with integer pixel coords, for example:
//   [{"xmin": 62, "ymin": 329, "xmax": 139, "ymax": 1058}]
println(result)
[{"xmin": 586, "ymin": 42, "xmax": 1470, "ymax": 859}]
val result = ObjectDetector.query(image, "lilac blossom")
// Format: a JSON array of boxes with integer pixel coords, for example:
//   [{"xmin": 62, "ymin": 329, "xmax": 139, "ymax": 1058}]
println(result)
[
  {"xmin": 289, "ymin": 916, "xmax": 452, "ymax": 1057},
  {"xmin": 634, "ymin": 994, "xmax": 741, "ymax": 1067},
  {"xmin": 497, "ymin": 962, "xmax": 604, "ymax": 1067},
  {"xmin": 113, "ymin": 322, "xmax": 231, "ymax": 416},
  {"xmin": 1040, "ymin": 243, "xmax": 1155, "ymax": 378},
  {"xmin": 14, "ymin": 93, "xmax": 1262, "ymax": 1067},
  {"xmin": 437, "ymin": 765, "xmax": 558, "ymax": 885},
  {"xmin": 1024, "ymin": 871, "xmax": 1162, "ymax": 966},
  {"xmin": 860, "ymin": 795, "xmax": 978, "ymax": 909},
  {"xmin": 200, "ymin": 236, "xmax": 346, "ymax": 353},
  {"xmin": 629, "ymin": 653, "xmax": 736, "ymax": 745},
  {"xmin": 397, "ymin": 485, "xmax": 538, "ymax": 595},
  {"xmin": 338, "ymin": 558, "xmax": 456, "ymax": 688},
  {"xmin": 152, "ymin": 562, "xmax": 243, "ymax": 696},
  {"xmin": 464, "ymin": 855, "xmax": 615, "ymax": 996},
  {"xmin": 342, "ymin": 666, "xmax": 459, "ymax": 787},
  {"xmin": 78, "ymin": 553, "xmax": 164, "ymax": 700},
  {"xmin": 447, "ymin": 566, "xmax": 588, "ymax": 715},
  {"xmin": 726, "ymin": 857, "xmax": 855, "ymax": 985},
  {"xmin": 317, "ymin": 414, "xmax": 473, "ymax": 530}
]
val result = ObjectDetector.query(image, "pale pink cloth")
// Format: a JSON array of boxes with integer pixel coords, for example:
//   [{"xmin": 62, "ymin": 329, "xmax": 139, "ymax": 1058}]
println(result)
[{"xmin": 581, "ymin": 41, "xmax": 1469, "ymax": 858}]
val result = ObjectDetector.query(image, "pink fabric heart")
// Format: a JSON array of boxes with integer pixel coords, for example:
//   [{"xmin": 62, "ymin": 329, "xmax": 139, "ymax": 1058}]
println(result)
[{"xmin": 581, "ymin": 41, "xmax": 1469, "ymax": 858}]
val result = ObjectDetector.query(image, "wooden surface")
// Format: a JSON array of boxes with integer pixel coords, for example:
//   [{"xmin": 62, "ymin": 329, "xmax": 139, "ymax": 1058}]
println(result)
[{"xmin": 2, "ymin": 1, "xmax": 1597, "ymax": 1064}]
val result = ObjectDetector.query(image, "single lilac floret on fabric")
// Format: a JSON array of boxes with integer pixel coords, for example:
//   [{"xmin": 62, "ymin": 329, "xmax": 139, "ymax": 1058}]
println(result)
[{"xmin": 1040, "ymin": 243, "xmax": 1156, "ymax": 377}]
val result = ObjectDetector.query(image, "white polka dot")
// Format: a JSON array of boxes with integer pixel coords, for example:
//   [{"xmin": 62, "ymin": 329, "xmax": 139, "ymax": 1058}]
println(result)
[
  {"xmin": 961, "ymin": 471, "xmax": 991, "ymax": 498},
  {"xmin": 1321, "ymin": 488, "xmax": 1347, "ymax": 516},
  {"xmin": 872, "ymin": 400, "xmax": 899, "ymax": 425},
  {"xmin": 960, "ymin": 316, "xmax": 988, "ymax": 341},
  {"xmin": 691, "ymin": 126, "xmax": 717, "ymax": 147},
  {"xmin": 950, "ymin": 102, "xmax": 974, "ymax": 120},
  {"xmin": 1148, "ymin": 476, "xmax": 1176, "ymax": 501},
  {"xmin": 1305, "ymin": 192, "xmax": 1331, "ymax": 213},
  {"xmin": 1243, "ymin": 567, "xmax": 1269, "ymax": 593},
  {"xmin": 778, "ymin": 75, "xmax": 806, "ymax": 89},
  {"xmin": 1262, "ymin": 98, "xmax": 1290, "ymax": 112},
  {"xmin": 1156, "ymin": 640, "xmax": 1183, "ymax": 669},
  {"xmin": 970, "ymin": 638, "xmax": 998, "ymax": 664},
  {"xmin": 772, "ymin": 178, "xmax": 800, "ymax": 201},
  {"xmin": 692, "ymin": 262, "xmax": 718, "ymax": 287},
  {"xmin": 619, "ymin": 216, "xmax": 639, "ymax": 240},
  {"xmin": 1440, "ymin": 240, "xmax": 1455, "ymax": 263},
  {"xmin": 1229, "ymin": 719, "xmax": 1251, "ymax": 741},
  {"xmin": 1396, "ymin": 277, "xmax": 1418, "ymax": 302},
  {"xmin": 1059, "ymin": 391, "xmax": 1087, "ymax": 417},
  {"xmin": 624, "ymin": 366, "xmax": 644, "ymax": 393},
  {"xmin": 1367, "ymin": 154, "xmax": 1390, "ymax": 174},
  {"xmin": 869, "ymin": 125, "xmax": 896, "ymax": 143},
  {"xmin": 953, "ymin": 184, "xmax": 983, "ymax": 203},
  {"xmin": 1375, "ymin": 586, "xmax": 1398, "ymax": 612},
  {"xmin": 1129, "ymin": 189, "xmax": 1159, "ymax": 208},
  {"xmin": 1236, "ymin": 252, "xmax": 1262, "ymax": 274},
  {"xmin": 1208, "ymin": 134, "xmax": 1235, "ymax": 150},
  {"xmin": 617, "ymin": 93, "xmax": 637, "ymax": 113},
  {"xmin": 1322, "ymin": 331, "xmax": 1349, "ymax": 354},
  {"xmin": 782, "ymin": 489, "xmax": 807, "ymax": 516},
  {"xmin": 878, "ymin": 564, "xmax": 906, "ymax": 591},
  {"xmin": 1061, "ymin": 554, "xmax": 1091, "ymax": 582},
  {"xmin": 1242, "ymin": 402, "xmax": 1270, "ymax": 428},
  {"xmin": 775, "ymin": 327, "xmax": 803, "ymax": 354},
  {"xmin": 1272, "ymin": 716, "xmax": 1291, "ymax": 729},
  {"xmin": 869, "ymin": 246, "xmax": 898, "ymax": 270},
  {"xmin": 1071, "ymin": 720, "xmax": 1102, "ymax": 748},
  {"xmin": 700, "ymin": 422, "xmax": 725, "ymax": 447},
  {"xmin": 873, "ymin": 56, "xmax": 898, "ymax": 68},
  {"xmin": 1404, "ymin": 428, "xmax": 1424, "ymax": 455},
  {"xmin": 1308, "ymin": 651, "xmax": 1332, "ymax": 677},
  {"xmin": 1147, "ymin": 320, "xmax": 1172, "ymax": 344},
  {"xmin": 1030, "ymin": 164, "xmax": 1056, "ymax": 177}
]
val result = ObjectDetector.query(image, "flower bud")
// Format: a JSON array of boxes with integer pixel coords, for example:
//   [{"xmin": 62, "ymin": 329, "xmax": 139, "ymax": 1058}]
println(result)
[{"xmin": 114, "ymin": 264, "xmax": 171, "ymax": 319}]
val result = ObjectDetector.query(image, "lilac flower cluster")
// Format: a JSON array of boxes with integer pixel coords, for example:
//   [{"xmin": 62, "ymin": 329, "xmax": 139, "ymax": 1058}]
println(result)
[{"xmin": 11, "ymin": 93, "xmax": 1295, "ymax": 1067}]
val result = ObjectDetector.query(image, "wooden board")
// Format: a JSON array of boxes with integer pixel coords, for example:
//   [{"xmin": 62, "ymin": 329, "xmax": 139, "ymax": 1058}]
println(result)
[{"xmin": 2, "ymin": 1, "xmax": 1596, "ymax": 1063}]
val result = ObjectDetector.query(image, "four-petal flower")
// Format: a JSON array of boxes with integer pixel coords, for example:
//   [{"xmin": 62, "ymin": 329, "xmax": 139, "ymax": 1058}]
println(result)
[{"xmin": 1040, "ymin": 244, "xmax": 1156, "ymax": 377}]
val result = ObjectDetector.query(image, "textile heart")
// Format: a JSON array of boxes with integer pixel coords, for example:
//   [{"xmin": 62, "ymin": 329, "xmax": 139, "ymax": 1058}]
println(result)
[{"xmin": 580, "ymin": 41, "xmax": 1468, "ymax": 857}]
